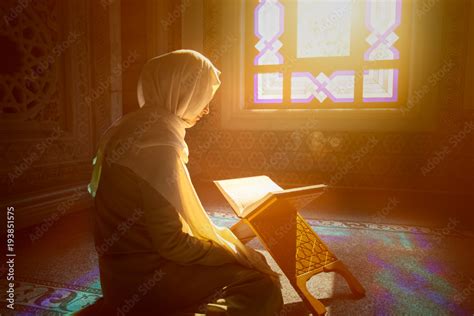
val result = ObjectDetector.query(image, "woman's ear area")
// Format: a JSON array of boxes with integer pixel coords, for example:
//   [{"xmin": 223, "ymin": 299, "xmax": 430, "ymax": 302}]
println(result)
[{"xmin": 203, "ymin": 103, "xmax": 210, "ymax": 115}]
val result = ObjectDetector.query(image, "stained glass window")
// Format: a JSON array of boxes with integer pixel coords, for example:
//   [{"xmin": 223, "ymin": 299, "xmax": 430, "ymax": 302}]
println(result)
[{"xmin": 245, "ymin": 0, "xmax": 410, "ymax": 109}]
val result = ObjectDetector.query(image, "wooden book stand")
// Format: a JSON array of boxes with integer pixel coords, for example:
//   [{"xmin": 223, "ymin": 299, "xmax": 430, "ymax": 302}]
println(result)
[{"xmin": 229, "ymin": 186, "xmax": 365, "ymax": 315}]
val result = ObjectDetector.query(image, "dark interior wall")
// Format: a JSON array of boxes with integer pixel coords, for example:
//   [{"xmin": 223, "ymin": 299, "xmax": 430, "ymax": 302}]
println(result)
[{"xmin": 0, "ymin": 0, "xmax": 122, "ymax": 228}]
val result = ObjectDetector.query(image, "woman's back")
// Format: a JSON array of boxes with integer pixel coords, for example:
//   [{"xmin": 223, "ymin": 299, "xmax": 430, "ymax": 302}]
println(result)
[{"xmin": 94, "ymin": 163, "xmax": 165, "ymax": 310}]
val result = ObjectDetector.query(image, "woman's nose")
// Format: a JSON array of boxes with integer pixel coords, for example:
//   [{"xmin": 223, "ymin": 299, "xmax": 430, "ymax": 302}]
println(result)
[{"xmin": 202, "ymin": 105, "xmax": 210, "ymax": 115}]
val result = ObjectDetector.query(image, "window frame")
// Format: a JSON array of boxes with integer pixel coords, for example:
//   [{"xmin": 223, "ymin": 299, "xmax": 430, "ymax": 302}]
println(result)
[
  {"xmin": 183, "ymin": 0, "xmax": 446, "ymax": 131},
  {"xmin": 245, "ymin": 0, "xmax": 411, "ymax": 110}
]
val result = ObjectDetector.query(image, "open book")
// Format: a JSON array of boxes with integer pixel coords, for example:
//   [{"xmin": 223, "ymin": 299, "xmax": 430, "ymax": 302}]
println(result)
[{"xmin": 214, "ymin": 175, "xmax": 327, "ymax": 218}]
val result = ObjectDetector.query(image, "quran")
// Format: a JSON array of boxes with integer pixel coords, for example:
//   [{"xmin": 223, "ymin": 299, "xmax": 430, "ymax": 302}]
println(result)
[{"xmin": 214, "ymin": 175, "xmax": 327, "ymax": 218}]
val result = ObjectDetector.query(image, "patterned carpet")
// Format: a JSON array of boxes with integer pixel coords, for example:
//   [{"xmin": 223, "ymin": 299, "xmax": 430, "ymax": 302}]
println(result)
[{"xmin": 2, "ymin": 213, "xmax": 474, "ymax": 315}]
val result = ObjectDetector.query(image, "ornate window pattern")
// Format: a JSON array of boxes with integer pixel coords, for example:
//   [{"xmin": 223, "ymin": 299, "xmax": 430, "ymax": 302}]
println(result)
[{"xmin": 245, "ymin": 0, "xmax": 411, "ymax": 109}]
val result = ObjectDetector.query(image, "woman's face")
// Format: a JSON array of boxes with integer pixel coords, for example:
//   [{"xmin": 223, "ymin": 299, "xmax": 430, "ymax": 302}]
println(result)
[
  {"xmin": 194, "ymin": 103, "xmax": 210, "ymax": 123},
  {"xmin": 184, "ymin": 103, "xmax": 210, "ymax": 127}
]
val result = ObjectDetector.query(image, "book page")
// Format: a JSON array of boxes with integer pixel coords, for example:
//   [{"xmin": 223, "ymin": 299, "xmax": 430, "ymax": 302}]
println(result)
[{"xmin": 214, "ymin": 176, "xmax": 283, "ymax": 216}]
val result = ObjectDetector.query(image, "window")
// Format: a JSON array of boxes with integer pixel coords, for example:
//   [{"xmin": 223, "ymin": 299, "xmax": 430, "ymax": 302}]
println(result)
[
  {"xmin": 245, "ymin": 0, "xmax": 411, "ymax": 109},
  {"xmin": 177, "ymin": 0, "xmax": 443, "ymax": 130}
]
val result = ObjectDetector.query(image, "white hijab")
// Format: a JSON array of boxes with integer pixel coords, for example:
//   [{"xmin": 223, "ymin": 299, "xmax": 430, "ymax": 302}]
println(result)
[{"xmin": 89, "ymin": 50, "xmax": 279, "ymax": 282}]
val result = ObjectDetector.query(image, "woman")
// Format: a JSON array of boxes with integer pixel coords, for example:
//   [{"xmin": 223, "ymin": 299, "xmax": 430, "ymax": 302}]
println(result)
[{"xmin": 87, "ymin": 50, "xmax": 282, "ymax": 315}]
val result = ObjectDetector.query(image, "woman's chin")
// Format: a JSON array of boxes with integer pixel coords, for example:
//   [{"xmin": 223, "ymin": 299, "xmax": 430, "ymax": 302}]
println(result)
[
  {"xmin": 183, "ymin": 118, "xmax": 199, "ymax": 128},
  {"xmin": 186, "ymin": 120, "xmax": 198, "ymax": 128}
]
